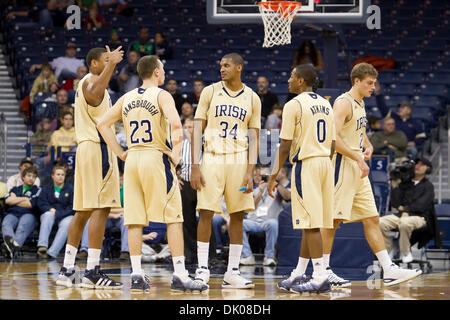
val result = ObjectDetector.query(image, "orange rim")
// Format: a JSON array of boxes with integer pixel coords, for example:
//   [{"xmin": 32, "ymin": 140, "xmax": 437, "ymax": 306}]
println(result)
[{"xmin": 258, "ymin": 1, "xmax": 302, "ymax": 12}]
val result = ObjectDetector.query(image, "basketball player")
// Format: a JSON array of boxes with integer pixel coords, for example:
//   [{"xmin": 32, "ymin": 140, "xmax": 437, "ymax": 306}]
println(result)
[
  {"xmin": 268, "ymin": 64, "xmax": 335, "ymax": 293},
  {"xmin": 56, "ymin": 46, "xmax": 124, "ymax": 289},
  {"xmin": 191, "ymin": 53, "xmax": 261, "ymax": 289},
  {"xmin": 323, "ymin": 62, "xmax": 422, "ymax": 287},
  {"xmin": 96, "ymin": 55, "xmax": 208, "ymax": 292}
]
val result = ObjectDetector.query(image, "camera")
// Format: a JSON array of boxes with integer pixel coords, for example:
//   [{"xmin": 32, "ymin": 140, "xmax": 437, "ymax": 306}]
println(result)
[
  {"xmin": 389, "ymin": 160, "xmax": 415, "ymax": 182},
  {"xmin": 261, "ymin": 175, "xmax": 269, "ymax": 183}
]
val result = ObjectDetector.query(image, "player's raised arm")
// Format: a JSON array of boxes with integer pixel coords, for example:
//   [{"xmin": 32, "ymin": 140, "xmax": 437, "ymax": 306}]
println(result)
[
  {"xmin": 84, "ymin": 46, "xmax": 124, "ymax": 106},
  {"xmin": 97, "ymin": 95, "xmax": 128, "ymax": 161},
  {"xmin": 158, "ymin": 90, "xmax": 183, "ymax": 167}
]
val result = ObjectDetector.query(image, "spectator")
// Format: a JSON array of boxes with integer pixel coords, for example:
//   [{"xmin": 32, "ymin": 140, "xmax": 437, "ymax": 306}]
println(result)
[
  {"xmin": 141, "ymin": 222, "xmax": 170, "ymax": 263},
  {"xmin": 186, "ymin": 78, "xmax": 205, "ymax": 109},
  {"xmin": 36, "ymin": 165, "xmax": 74, "ymax": 259},
  {"xmin": 264, "ymin": 103, "xmax": 283, "ymax": 130},
  {"xmin": 60, "ymin": 65, "xmax": 88, "ymax": 92},
  {"xmin": 212, "ymin": 199, "xmax": 230, "ymax": 257},
  {"xmin": 380, "ymin": 157, "xmax": 435, "ymax": 263},
  {"xmin": 128, "ymin": 26, "xmax": 154, "ymax": 57},
  {"xmin": 83, "ymin": 4, "xmax": 105, "ymax": 30},
  {"xmin": 2, "ymin": 166, "xmax": 40, "ymax": 259},
  {"xmin": 375, "ymin": 84, "xmax": 426, "ymax": 160},
  {"xmin": 240, "ymin": 165, "xmax": 291, "ymax": 266},
  {"xmin": 48, "ymin": 111, "xmax": 77, "ymax": 159},
  {"xmin": 367, "ymin": 115, "xmax": 381, "ymax": 137},
  {"xmin": 30, "ymin": 118, "xmax": 54, "ymax": 174},
  {"xmin": 154, "ymin": 32, "xmax": 173, "ymax": 60},
  {"xmin": 77, "ymin": 0, "xmax": 98, "ymax": 9},
  {"xmin": 108, "ymin": 29, "xmax": 122, "ymax": 49},
  {"xmin": 39, "ymin": 0, "xmax": 67, "ymax": 34},
  {"xmin": 165, "ymin": 78, "xmax": 185, "ymax": 113},
  {"xmin": 30, "ymin": 43, "xmax": 85, "ymax": 84},
  {"xmin": 256, "ymin": 76, "xmax": 279, "ymax": 120},
  {"xmin": 370, "ymin": 117, "xmax": 408, "ymax": 164},
  {"xmin": 117, "ymin": 50, "xmax": 141, "ymax": 95},
  {"xmin": 30, "ymin": 63, "xmax": 58, "ymax": 104},
  {"xmin": 55, "ymin": 88, "xmax": 74, "ymax": 125},
  {"xmin": 292, "ymin": 40, "xmax": 323, "ymax": 71},
  {"xmin": 180, "ymin": 101, "xmax": 194, "ymax": 123},
  {"xmin": 6, "ymin": 158, "xmax": 41, "ymax": 191}
]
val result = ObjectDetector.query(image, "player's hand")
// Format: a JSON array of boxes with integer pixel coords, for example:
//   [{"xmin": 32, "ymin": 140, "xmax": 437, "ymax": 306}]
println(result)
[
  {"xmin": 267, "ymin": 175, "xmax": 278, "ymax": 199},
  {"xmin": 240, "ymin": 173, "xmax": 253, "ymax": 194},
  {"xmin": 363, "ymin": 145, "xmax": 373, "ymax": 161},
  {"xmin": 119, "ymin": 149, "xmax": 128, "ymax": 161},
  {"xmin": 357, "ymin": 157, "xmax": 370, "ymax": 178},
  {"xmin": 105, "ymin": 45, "xmax": 124, "ymax": 65},
  {"xmin": 190, "ymin": 165, "xmax": 205, "ymax": 191},
  {"xmin": 162, "ymin": 150, "xmax": 180, "ymax": 168}
]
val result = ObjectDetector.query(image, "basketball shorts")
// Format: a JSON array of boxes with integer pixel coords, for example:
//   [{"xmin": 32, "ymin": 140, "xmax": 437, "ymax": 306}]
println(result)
[
  {"xmin": 291, "ymin": 156, "xmax": 334, "ymax": 230},
  {"xmin": 123, "ymin": 149, "xmax": 183, "ymax": 226},
  {"xmin": 333, "ymin": 153, "xmax": 379, "ymax": 222},
  {"xmin": 196, "ymin": 152, "xmax": 255, "ymax": 214},
  {"xmin": 73, "ymin": 140, "xmax": 121, "ymax": 211}
]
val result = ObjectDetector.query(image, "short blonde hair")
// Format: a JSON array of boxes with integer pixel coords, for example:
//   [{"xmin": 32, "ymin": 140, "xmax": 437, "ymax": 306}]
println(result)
[{"xmin": 351, "ymin": 63, "xmax": 378, "ymax": 86}]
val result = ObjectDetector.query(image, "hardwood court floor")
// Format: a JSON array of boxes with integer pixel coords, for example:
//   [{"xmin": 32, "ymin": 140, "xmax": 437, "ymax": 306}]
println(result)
[{"xmin": 0, "ymin": 259, "xmax": 449, "ymax": 300}]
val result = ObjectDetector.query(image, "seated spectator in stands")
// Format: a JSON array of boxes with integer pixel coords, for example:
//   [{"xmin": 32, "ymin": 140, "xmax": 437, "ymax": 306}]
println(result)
[
  {"xmin": 39, "ymin": 0, "xmax": 67, "ymax": 35},
  {"xmin": 180, "ymin": 101, "xmax": 194, "ymax": 123},
  {"xmin": 77, "ymin": 0, "xmax": 98, "ymax": 9},
  {"xmin": 30, "ymin": 118, "xmax": 54, "ymax": 173},
  {"xmin": 60, "ymin": 65, "xmax": 88, "ymax": 92},
  {"xmin": 141, "ymin": 222, "xmax": 170, "ymax": 263},
  {"xmin": 264, "ymin": 103, "xmax": 283, "ymax": 130},
  {"xmin": 108, "ymin": 29, "xmax": 122, "ymax": 49},
  {"xmin": 380, "ymin": 157, "xmax": 435, "ymax": 263},
  {"xmin": 366, "ymin": 115, "xmax": 381, "ymax": 137},
  {"xmin": 30, "ymin": 43, "xmax": 85, "ymax": 84},
  {"xmin": 7, "ymin": 158, "xmax": 41, "ymax": 191},
  {"xmin": 240, "ymin": 165, "xmax": 291, "ymax": 266},
  {"xmin": 128, "ymin": 26, "xmax": 155, "ymax": 57},
  {"xmin": 375, "ymin": 84, "xmax": 426, "ymax": 160},
  {"xmin": 166, "ymin": 78, "xmax": 185, "ymax": 113},
  {"xmin": 36, "ymin": 164, "xmax": 74, "ymax": 259},
  {"xmin": 5, "ymin": 1, "xmax": 40, "ymax": 22},
  {"xmin": 77, "ymin": 172, "xmax": 129, "ymax": 260},
  {"xmin": 2, "ymin": 166, "xmax": 40, "ymax": 259},
  {"xmin": 154, "ymin": 32, "xmax": 173, "ymax": 60},
  {"xmin": 370, "ymin": 117, "xmax": 408, "ymax": 164},
  {"xmin": 256, "ymin": 76, "xmax": 279, "ymax": 121},
  {"xmin": 186, "ymin": 78, "xmax": 205, "ymax": 109},
  {"xmin": 83, "ymin": 3, "xmax": 105, "ymax": 30},
  {"xmin": 292, "ymin": 40, "xmax": 323, "ymax": 71},
  {"xmin": 30, "ymin": 63, "xmax": 58, "ymax": 104},
  {"xmin": 117, "ymin": 50, "xmax": 141, "ymax": 95},
  {"xmin": 47, "ymin": 111, "xmax": 77, "ymax": 159}
]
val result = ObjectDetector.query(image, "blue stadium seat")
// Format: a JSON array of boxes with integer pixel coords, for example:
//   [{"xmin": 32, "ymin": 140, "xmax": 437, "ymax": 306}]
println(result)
[
  {"xmin": 428, "ymin": 72, "xmax": 450, "ymax": 84},
  {"xmin": 397, "ymin": 72, "xmax": 425, "ymax": 84},
  {"xmin": 383, "ymin": 95, "xmax": 411, "ymax": 108},
  {"xmin": 389, "ymin": 83, "xmax": 418, "ymax": 96},
  {"xmin": 417, "ymin": 84, "xmax": 450, "ymax": 99}
]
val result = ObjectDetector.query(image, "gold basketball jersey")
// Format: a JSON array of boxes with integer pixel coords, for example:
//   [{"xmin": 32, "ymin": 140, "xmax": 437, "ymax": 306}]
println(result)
[
  {"xmin": 121, "ymin": 87, "xmax": 171, "ymax": 153},
  {"xmin": 75, "ymin": 73, "xmax": 114, "ymax": 143},
  {"xmin": 194, "ymin": 81, "xmax": 261, "ymax": 154},
  {"xmin": 280, "ymin": 92, "xmax": 335, "ymax": 163},
  {"xmin": 334, "ymin": 92, "xmax": 367, "ymax": 154}
]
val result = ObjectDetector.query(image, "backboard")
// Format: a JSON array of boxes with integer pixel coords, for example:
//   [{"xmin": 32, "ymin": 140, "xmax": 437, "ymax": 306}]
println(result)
[{"xmin": 207, "ymin": 0, "xmax": 371, "ymax": 24}]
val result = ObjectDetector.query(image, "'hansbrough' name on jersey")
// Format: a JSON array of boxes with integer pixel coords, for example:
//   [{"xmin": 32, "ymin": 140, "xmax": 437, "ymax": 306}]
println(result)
[{"xmin": 121, "ymin": 87, "xmax": 172, "ymax": 153}]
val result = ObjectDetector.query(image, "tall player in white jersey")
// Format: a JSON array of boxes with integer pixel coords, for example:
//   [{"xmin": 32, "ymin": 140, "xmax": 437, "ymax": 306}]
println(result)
[
  {"xmin": 97, "ymin": 55, "xmax": 207, "ymax": 292},
  {"xmin": 323, "ymin": 63, "xmax": 422, "ymax": 287},
  {"xmin": 56, "ymin": 46, "xmax": 124, "ymax": 289}
]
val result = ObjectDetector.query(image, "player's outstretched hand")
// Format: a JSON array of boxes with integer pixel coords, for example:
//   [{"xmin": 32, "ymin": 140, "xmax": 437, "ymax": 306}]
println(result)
[
  {"xmin": 190, "ymin": 165, "xmax": 205, "ymax": 191},
  {"xmin": 105, "ymin": 45, "xmax": 124, "ymax": 65},
  {"xmin": 119, "ymin": 149, "xmax": 128, "ymax": 162},
  {"xmin": 357, "ymin": 157, "xmax": 370, "ymax": 178},
  {"xmin": 267, "ymin": 175, "xmax": 277, "ymax": 199},
  {"xmin": 363, "ymin": 145, "xmax": 373, "ymax": 161}
]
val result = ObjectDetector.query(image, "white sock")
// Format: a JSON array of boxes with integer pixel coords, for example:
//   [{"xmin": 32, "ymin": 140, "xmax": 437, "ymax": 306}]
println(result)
[
  {"xmin": 227, "ymin": 244, "xmax": 243, "ymax": 272},
  {"xmin": 130, "ymin": 255, "xmax": 142, "ymax": 275},
  {"xmin": 172, "ymin": 256, "xmax": 186, "ymax": 276},
  {"xmin": 311, "ymin": 257, "xmax": 325, "ymax": 278},
  {"xmin": 197, "ymin": 241, "xmax": 210, "ymax": 268},
  {"xmin": 294, "ymin": 257, "xmax": 309, "ymax": 275},
  {"xmin": 86, "ymin": 248, "xmax": 101, "ymax": 270},
  {"xmin": 375, "ymin": 249, "xmax": 393, "ymax": 272},
  {"xmin": 323, "ymin": 254, "xmax": 331, "ymax": 269},
  {"xmin": 63, "ymin": 244, "xmax": 78, "ymax": 269}
]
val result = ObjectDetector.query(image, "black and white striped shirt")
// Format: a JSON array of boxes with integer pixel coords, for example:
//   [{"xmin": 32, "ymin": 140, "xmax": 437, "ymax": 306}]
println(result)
[{"xmin": 180, "ymin": 138, "xmax": 191, "ymax": 182}]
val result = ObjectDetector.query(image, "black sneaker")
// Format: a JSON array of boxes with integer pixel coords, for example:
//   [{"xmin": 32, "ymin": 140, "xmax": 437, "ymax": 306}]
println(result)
[
  {"xmin": 81, "ymin": 266, "xmax": 123, "ymax": 290},
  {"xmin": 56, "ymin": 266, "xmax": 81, "ymax": 288},
  {"xmin": 3, "ymin": 236, "xmax": 19, "ymax": 260},
  {"xmin": 130, "ymin": 274, "xmax": 151, "ymax": 292}
]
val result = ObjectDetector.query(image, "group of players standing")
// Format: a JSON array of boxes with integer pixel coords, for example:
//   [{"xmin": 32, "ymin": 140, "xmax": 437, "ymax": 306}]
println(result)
[{"xmin": 55, "ymin": 44, "xmax": 422, "ymax": 294}]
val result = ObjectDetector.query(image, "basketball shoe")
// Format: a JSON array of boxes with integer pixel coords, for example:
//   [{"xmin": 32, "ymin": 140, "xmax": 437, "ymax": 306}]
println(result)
[
  {"xmin": 383, "ymin": 263, "xmax": 422, "ymax": 287},
  {"xmin": 81, "ymin": 265, "xmax": 123, "ymax": 289},
  {"xmin": 222, "ymin": 268, "xmax": 254, "ymax": 289},
  {"xmin": 290, "ymin": 274, "xmax": 331, "ymax": 294},
  {"xmin": 130, "ymin": 273, "xmax": 151, "ymax": 292},
  {"xmin": 277, "ymin": 271, "xmax": 310, "ymax": 291},
  {"xmin": 326, "ymin": 267, "xmax": 351, "ymax": 288},
  {"xmin": 171, "ymin": 271, "xmax": 209, "ymax": 292},
  {"xmin": 194, "ymin": 266, "xmax": 210, "ymax": 287},
  {"xmin": 56, "ymin": 266, "xmax": 81, "ymax": 288}
]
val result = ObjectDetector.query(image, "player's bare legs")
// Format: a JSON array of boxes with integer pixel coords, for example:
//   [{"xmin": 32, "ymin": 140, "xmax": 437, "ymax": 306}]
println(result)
[
  {"xmin": 361, "ymin": 216, "xmax": 386, "ymax": 253},
  {"xmin": 87, "ymin": 208, "xmax": 110, "ymax": 250},
  {"xmin": 228, "ymin": 211, "xmax": 245, "ymax": 244},
  {"xmin": 65, "ymin": 211, "xmax": 91, "ymax": 249},
  {"xmin": 197, "ymin": 210, "xmax": 214, "ymax": 243}
]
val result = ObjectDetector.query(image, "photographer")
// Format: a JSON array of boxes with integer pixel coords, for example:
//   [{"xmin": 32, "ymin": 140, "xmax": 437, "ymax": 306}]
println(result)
[{"xmin": 380, "ymin": 157, "xmax": 435, "ymax": 263}]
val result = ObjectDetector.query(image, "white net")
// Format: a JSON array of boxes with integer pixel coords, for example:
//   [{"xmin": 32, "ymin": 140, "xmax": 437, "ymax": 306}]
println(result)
[{"xmin": 258, "ymin": 1, "xmax": 302, "ymax": 48}]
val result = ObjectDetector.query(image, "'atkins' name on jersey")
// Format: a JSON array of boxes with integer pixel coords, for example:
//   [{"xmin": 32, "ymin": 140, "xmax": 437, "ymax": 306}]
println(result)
[
  {"xmin": 123, "ymin": 99, "xmax": 159, "ymax": 117},
  {"xmin": 214, "ymin": 104, "xmax": 248, "ymax": 122},
  {"xmin": 310, "ymin": 105, "xmax": 330, "ymax": 116}
]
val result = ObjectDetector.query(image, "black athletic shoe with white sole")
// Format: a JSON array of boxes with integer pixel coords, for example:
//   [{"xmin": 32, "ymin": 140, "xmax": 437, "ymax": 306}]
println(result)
[{"xmin": 81, "ymin": 266, "xmax": 123, "ymax": 290}]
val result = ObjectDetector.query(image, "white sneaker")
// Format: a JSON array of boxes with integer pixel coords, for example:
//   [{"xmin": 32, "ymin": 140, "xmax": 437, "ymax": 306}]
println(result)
[
  {"xmin": 326, "ymin": 267, "xmax": 351, "ymax": 288},
  {"xmin": 383, "ymin": 263, "xmax": 422, "ymax": 287},
  {"xmin": 222, "ymin": 268, "xmax": 255, "ymax": 289},
  {"xmin": 240, "ymin": 255, "xmax": 256, "ymax": 265},
  {"xmin": 263, "ymin": 257, "xmax": 277, "ymax": 266},
  {"xmin": 401, "ymin": 252, "xmax": 413, "ymax": 263},
  {"xmin": 194, "ymin": 266, "xmax": 210, "ymax": 287}
]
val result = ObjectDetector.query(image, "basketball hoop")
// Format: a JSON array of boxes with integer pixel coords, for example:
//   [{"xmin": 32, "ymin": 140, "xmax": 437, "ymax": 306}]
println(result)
[{"xmin": 258, "ymin": 1, "xmax": 302, "ymax": 48}]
